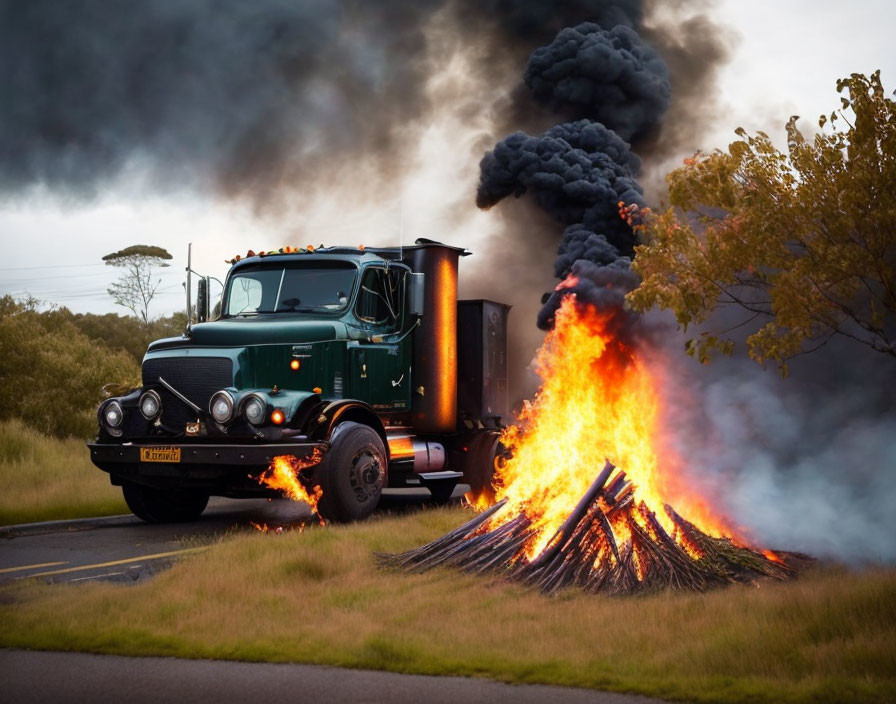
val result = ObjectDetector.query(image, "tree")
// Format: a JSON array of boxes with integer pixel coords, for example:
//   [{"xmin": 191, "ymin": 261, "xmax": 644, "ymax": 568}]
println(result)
[
  {"xmin": 628, "ymin": 71, "xmax": 896, "ymax": 371},
  {"xmin": 102, "ymin": 245, "xmax": 173, "ymax": 323}
]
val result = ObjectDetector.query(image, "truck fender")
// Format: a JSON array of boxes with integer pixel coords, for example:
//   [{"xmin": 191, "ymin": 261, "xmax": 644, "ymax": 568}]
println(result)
[{"xmin": 308, "ymin": 400, "xmax": 388, "ymax": 457}]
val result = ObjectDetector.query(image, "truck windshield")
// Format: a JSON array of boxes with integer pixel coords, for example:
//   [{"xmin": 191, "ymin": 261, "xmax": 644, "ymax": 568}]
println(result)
[{"xmin": 224, "ymin": 262, "xmax": 357, "ymax": 317}]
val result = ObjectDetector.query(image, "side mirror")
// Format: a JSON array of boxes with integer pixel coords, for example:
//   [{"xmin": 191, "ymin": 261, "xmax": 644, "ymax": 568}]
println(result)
[
  {"xmin": 408, "ymin": 273, "xmax": 425, "ymax": 317},
  {"xmin": 196, "ymin": 277, "xmax": 210, "ymax": 323}
]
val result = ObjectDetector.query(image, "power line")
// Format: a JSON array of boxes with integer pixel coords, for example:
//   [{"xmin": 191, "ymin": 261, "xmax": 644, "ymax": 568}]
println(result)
[
  {"xmin": 1, "ymin": 282, "xmax": 185, "ymax": 300},
  {"xmin": 0, "ymin": 263, "xmax": 108, "ymax": 272},
  {"xmin": 2, "ymin": 271, "xmax": 182, "ymax": 284}
]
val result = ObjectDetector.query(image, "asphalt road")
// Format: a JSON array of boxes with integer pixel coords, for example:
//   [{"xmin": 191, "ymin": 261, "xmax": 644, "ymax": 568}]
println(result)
[
  {"xmin": 0, "ymin": 497, "xmax": 315, "ymax": 585},
  {"xmin": 0, "ymin": 649, "xmax": 671, "ymax": 704},
  {"xmin": 0, "ymin": 489, "xmax": 465, "ymax": 585}
]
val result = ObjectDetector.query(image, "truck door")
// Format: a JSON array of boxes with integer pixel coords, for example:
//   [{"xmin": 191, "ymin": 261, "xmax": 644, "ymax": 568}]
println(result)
[{"xmin": 348, "ymin": 266, "xmax": 411, "ymax": 412}]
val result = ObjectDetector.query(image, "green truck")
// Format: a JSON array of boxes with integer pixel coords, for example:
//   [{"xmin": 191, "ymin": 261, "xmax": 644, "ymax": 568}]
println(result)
[{"xmin": 88, "ymin": 239, "xmax": 509, "ymax": 522}]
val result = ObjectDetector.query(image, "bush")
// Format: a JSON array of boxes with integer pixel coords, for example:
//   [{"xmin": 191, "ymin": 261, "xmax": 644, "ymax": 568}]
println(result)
[
  {"xmin": 59, "ymin": 309, "xmax": 187, "ymax": 364},
  {"xmin": 0, "ymin": 297, "xmax": 141, "ymax": 438}
]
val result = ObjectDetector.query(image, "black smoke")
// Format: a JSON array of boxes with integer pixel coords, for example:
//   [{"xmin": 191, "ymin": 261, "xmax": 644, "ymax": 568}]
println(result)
[
  {"xmin": 476, "ymin": 121, "xmax": 643, "ymax": 240},
  {"xmin": 476, "ymin": 9, "xmax": 670, "ymax": 330},
  {"xmin": 476, "ymin": 118, "xmax": 647, "ymax": 329},
  {"xmin": 524, "ymin": 23, "xmax": 671, "ymax": 142}
]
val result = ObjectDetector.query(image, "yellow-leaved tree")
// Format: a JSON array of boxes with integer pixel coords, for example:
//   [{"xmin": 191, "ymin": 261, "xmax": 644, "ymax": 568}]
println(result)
[{"xmin": 628, "ymin": 71, "xmax": 895, "ymax": 372}]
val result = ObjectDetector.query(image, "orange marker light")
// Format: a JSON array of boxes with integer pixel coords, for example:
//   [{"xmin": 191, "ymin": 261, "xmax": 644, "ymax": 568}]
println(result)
[
  {"xmin": 290, "ymin": 359, "xmax": 301, "ymax": 371},
  {"xmin": 271, "ymin": 409, "xmax": 285, "ymax": 425},
  {"xmin": 312, "ymin": 387, "xmax": 322, "ymax": 394}
]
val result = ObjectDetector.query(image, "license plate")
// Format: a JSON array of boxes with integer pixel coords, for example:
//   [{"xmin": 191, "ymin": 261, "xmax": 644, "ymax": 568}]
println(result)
[{"xmin": 140, "ymin": 446, "xmax": 181, "ymax": 463}]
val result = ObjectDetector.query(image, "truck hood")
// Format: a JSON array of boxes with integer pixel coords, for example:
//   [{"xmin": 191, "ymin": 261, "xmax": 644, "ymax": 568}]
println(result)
[{"xmin": 148, "ymin": 318, "xmax": 348, "ymax": 350}]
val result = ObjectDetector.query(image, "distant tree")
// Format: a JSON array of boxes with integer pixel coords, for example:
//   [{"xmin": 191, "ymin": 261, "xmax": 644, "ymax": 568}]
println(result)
[
  {"xmin": 102, "ymin": 244, "xmax": 173, "ymax": 323},
  {"xmin": 628, "ymin": 71, "xmax": 896, "ymax": 372}
]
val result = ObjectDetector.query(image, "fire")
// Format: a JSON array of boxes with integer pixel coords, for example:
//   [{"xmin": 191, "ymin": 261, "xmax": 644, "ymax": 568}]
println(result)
[
  {"xmin": 490, "ymin": 296, "xmax": 737, "ymax": 559},
  {"xmin": 763, "ymin": 549, "xmax": 785, "ymax": 564},
  {"xmin": 257, "ymin": 451, "xmax": 325, "ymax": 523},
  {"xmin": 554, "ymin": 274, "xmax": 579, "ymax": 291}
]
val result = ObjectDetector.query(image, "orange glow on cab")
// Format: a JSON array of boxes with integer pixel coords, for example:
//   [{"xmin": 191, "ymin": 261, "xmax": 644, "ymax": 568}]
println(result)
[{"xmin": 290, "ymin": 359, "xmax": 301, "ymax": 371}]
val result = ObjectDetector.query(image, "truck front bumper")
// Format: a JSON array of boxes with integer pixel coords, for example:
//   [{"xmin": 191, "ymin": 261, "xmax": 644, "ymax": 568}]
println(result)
[{"xmin": 87, "ymin": 441, "xmax": 327, "ymax": 496}]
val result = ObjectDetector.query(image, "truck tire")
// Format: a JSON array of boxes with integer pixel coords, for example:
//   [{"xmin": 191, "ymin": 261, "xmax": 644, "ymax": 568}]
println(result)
[
  {"xmin": 122, "ymin": 482, "xmax": 209, "ymax": 523},
  {"xmin": 316, "ymin": 422, "xmax": 386, "ymax": 523},
  {"xmin": 463, "ymin": 431, "xmax": 501, "ymax": 504}
]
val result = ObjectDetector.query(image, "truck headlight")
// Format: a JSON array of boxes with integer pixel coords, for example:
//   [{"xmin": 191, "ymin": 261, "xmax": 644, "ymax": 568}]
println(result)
[
  {"xmin": 242, "ymin": 394, "xmax": 266, "ymax": 426},
  {"xmin": 103, "ymin": 400, "xmax": 124, "ymax": 429},
  {"xmin": 139, "ymin": 390, "xmax": 162, "ymax": 420},
  {"xmin": 210, "ymin": 390, "xmax": 235, "ymax": 424}
]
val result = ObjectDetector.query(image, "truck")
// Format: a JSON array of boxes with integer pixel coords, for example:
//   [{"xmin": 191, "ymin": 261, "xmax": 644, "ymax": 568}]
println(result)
[{"xmin": 88, "ymin": 239, "xmax": 510, "ymax": 522}]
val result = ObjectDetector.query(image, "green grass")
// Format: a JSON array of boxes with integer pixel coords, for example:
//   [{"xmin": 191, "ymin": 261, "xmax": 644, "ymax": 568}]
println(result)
[
  {"xmin": 0, "ymin": 419, "xmax": 127, "ymax": 525},
  {"xmin": 2, "ymin": 507, "xmax": 894, "ymax": 703}
]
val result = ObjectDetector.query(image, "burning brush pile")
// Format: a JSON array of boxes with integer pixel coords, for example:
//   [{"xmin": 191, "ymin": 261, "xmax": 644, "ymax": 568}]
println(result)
[
  {"xmin": 379, "ymin": 9, "xmax": 807, "ymax": 594},
  {"xmin": 380, "ymin": 298, "xmax": 799, "ymax": 595}
]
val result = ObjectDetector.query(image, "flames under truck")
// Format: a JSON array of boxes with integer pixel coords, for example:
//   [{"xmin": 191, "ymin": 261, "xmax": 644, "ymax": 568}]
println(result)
[{"xmin": 89, "ymin": 239, "xmax": 509, "ymax": 522}]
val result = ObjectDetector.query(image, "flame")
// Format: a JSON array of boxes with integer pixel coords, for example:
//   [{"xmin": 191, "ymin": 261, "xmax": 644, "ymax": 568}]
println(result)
[
  {"xmin": 554, "ymin": 274, "xmax": 579, "ymax": 291},
  {"xmin": 763, "ymin": 549, "xmax": 785, "ymax": 564},
  {"xmin": 490, "ymin": 296, "xmax": 737, "ymax": 559},
  {"xmin": 257, "ymin": 451, "xmax": 325, "ymax": 522}
]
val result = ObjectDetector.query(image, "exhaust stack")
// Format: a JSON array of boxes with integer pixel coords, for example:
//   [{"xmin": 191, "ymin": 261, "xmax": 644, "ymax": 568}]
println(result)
[{"xmin": 409, "ymin": 241, "xmax": 467, "ymax": 433}]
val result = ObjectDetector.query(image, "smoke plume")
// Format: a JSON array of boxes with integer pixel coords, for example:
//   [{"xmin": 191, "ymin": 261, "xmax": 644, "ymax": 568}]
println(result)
[
  {"xmin": 476, "ymin": 8, "xmax": 669, "ymax": 331},
  {"xmin": 524, "ymin": 23, "xmax": 671, "ymax": 141}
]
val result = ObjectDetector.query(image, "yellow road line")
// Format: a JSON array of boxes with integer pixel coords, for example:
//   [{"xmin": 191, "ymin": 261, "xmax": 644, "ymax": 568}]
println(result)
[
  {"xmin": 0, "ymin": 561, "xmax": 68, "ymax": 574},
  {"xmin": 22, "ymin": 547, "xmax": 207, "ymax": 579}
]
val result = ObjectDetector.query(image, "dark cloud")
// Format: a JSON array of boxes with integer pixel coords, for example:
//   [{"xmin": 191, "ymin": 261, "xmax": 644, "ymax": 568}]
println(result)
[
  {"xmin": 0, "ymin": 0, "xmax": 673, "ymax": 204},
  {"xmin": 0, "ymin": 0, "xmax": 449, "ymax": 200}
]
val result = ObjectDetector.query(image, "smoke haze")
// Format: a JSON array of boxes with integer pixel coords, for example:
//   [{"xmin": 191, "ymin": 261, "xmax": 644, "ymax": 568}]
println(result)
[{"xmin": 648, "ymin": 318, "xmax": 896, "ymax": 563}]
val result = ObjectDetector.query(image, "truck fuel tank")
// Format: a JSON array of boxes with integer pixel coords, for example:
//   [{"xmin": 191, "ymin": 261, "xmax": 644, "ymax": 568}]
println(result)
[{"xmin": 387, "ymin": 433, "xmax": 446, "ymax": 472}]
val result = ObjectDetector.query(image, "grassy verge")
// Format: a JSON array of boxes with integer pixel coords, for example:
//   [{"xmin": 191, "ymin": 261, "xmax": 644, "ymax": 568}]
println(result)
[
  {"xmin": 2, "ymin": 507, "xmax": 894, "ymax": 703},
  {"xmin": 0, "ymin": 419, "xmax": 127, "ymax": 525}
]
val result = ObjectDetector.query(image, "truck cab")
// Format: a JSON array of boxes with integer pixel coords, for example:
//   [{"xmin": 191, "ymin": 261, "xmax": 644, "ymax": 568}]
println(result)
[{"xmin": 88, "ymin": 240, "xmax": 509, "ymax": 522}]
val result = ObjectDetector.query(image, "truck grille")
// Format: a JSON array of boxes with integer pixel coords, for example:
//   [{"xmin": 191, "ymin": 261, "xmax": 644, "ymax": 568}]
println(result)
[{"xmin": 142, "ymin": 357, "xmax": 233, "ymax": 430}]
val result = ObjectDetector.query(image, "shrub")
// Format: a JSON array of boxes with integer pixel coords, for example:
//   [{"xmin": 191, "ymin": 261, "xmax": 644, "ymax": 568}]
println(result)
[{"xmin": 0, "ymin": 297, "xmax": 140, "ymax": 438}]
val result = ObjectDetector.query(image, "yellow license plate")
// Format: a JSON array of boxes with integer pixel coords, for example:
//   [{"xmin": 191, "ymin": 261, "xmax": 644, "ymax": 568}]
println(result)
[{"xmin": 140, "ymin": 446, "xmax": 181, "ymax": 463}]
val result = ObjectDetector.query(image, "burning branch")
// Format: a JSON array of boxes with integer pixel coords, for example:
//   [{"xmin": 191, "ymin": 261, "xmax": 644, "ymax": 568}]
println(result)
[{"xmin": 379, "ymin": 462, "xmax": 799, "ymax": 596}]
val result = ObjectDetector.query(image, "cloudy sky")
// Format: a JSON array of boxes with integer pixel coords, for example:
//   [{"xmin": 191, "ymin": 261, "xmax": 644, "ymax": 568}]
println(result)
[{"xmin": 0, "ymin": 0, "xmax": 893, "ymax": 318}]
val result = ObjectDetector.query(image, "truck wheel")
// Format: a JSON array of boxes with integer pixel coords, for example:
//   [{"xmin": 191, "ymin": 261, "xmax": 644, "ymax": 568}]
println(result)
[
  {"xmin": 463, "ymin": 431, "xmax": 501, "ymax": 504},
  {"xmin": 316, "ymin": 422, "xmax": 386, "ymax": 523},
  {"xmin": 122, "ymin": 482, "xmax": 209, "ymax": 523}
]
